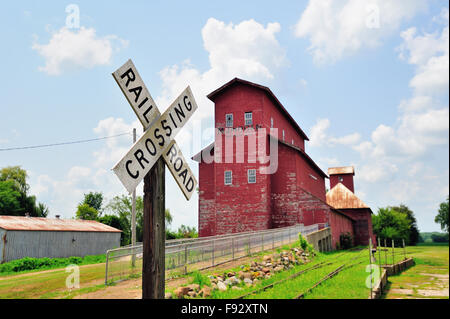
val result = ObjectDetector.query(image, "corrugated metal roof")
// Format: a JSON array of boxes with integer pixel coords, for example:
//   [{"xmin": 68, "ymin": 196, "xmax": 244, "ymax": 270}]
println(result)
[
  {"xmin": 328, "ymin": 166, "xmax": 354, "ymax": 176},
  {"xmin": 326, "ymin": 183, "xmax": 369, "ymax": 209},
  {"xmin": 0, "ymin": 216, "xmax": 121, "ymax": 232}
]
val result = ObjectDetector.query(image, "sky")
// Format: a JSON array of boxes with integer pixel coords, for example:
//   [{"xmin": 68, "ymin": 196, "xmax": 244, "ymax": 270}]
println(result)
[{"xmin": 0, "ymin": 0, "xmax": 448, "ymax": 232}]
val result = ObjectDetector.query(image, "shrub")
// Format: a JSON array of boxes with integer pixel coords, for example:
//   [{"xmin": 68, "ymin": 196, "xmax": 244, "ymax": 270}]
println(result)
[
  {"xmin": 339, "ymin": 232, "xmax": 353, "ymax": 249},
  {"xmin": 298, "ymin": 233, "xmax": 314, "ymax": 253},
  {"xmin": 0, "ymin": 254, "xmax": 106, "ymax": 274}
]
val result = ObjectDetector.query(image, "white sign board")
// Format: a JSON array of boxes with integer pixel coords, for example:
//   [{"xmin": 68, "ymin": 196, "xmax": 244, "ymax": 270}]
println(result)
[
  {"xmin": 112, "ymin": 60, "xmax": 198, "ymax": 200},
  {"xmin": 112, "ymin": 86, "xmax": 198, "ymax": 194}
]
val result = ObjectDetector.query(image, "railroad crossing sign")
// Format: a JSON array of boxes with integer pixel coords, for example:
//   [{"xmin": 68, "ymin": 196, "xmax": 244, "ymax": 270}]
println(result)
[{"xmin": 112, "ymin": 59, "xmax": 198, "ymax": 200}]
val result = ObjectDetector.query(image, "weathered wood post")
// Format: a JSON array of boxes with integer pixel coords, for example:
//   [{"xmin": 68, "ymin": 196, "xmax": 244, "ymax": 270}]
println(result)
[
  {"xmin": 369, "ymin": 238, "xmax": 373, "ymax": 299},
  {"xmin": 402, "ymin": 239, "xmax": 406, "ymax": 260},
  {"xmin": 131, "ymin": 127, "xmax": 137, "ymax": 268},
  {"xmin": 142, "ymin": 158, "xmax": 165, "ymax": 299},
  {"xmin": 392, "ymin": 239, "xmax": 395, "ymax": 265}
]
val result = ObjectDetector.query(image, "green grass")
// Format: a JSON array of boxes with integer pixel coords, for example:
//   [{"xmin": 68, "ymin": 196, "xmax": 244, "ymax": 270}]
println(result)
[
  {"xmin": 0, "ymin": 254, "xmax": 106, "ymax": 276},
  {"xmin": 0, "ymin": 262, "xmax": 107, "ymax": 299},
  {"xmin": 382, "ymin": 244, "xmax": 449, "ymax": 299},
  {"xmin": 207, "ymin": 248, "xmax": 369, "ymax": 299}
]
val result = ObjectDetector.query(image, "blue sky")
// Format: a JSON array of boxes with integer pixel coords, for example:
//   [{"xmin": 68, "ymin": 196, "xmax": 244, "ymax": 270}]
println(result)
[{"xmin": 0, "ymin": 1, "xmax": 448, "ymax": 232}]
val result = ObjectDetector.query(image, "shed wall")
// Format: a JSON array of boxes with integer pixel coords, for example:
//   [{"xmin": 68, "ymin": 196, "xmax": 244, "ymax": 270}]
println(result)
[
  {"xmin": 0, "ymin": 229, "xmax": 5, "ymax": 263},
  {"xmin": 1, "ymin": 230, "xmax": 120, "ymax": 263}
]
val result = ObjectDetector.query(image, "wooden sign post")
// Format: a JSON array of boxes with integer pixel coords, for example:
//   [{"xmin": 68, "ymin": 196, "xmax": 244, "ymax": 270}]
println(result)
[{"xmin": 111, "ymin": 59, "xmax": 198, "ymax": 299}]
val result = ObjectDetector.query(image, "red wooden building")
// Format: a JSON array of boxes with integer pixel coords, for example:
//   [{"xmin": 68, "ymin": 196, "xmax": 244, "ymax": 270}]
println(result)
[{"xmin": 193, "ymin": 78, "xmax": 373, "ymax": 248}]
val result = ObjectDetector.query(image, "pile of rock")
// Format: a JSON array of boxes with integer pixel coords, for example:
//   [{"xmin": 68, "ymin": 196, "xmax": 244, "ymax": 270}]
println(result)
[
  {"xmin": 170, "ymin": 283, "xmax": 212, "ymax": 299},
  {"xmin": 170, "ymin": 247, "xmax": 313, "ymax": 299}
]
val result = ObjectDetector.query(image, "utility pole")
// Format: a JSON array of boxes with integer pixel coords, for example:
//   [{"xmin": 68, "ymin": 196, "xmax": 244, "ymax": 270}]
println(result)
[{"xmin": 131, "ymin": 128, "xmax": 137, "ymax": 267}]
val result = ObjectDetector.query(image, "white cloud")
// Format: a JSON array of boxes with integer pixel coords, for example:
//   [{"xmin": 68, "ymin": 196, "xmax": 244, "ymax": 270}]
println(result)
[
  {"xmin": 92, "ymin": 117, "xmax": 140, "ymax": 168},
  {"xmin": 294, "ymin": 0, "xmax": 426, "ymax": 64},
  {"xmin": 309, "ymin": 118, "xmax": 361, "ymax": 147},
  {"xmin": 156, "ymin": 18, "xmax": 287, "ymax": 123},
  {"xmin": 32, "ymin": 26, "xmax": 128, "ymax": 75}
]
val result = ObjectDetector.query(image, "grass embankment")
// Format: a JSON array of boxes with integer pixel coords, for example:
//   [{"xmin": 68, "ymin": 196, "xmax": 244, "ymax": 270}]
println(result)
[
  {"xmin": 382, "ymin": 244, "xmax": 449, "ymax": 299},
  {"xmin": 0, "ymin": 254, "xmax": 106, "ymax": 276},
  {"xmin": 0, "ymin": 255, "xmax": 107, "ymax": 299},
  {"xmin": 179, "ymin": 245, "xmax": 371, "ymax": 299}
]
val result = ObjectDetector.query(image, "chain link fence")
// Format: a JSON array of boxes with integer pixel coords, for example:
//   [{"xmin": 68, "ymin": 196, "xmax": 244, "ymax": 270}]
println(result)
[{"xmin": 105, "ymin": 223, "xmax": 319, "ymax": 285}]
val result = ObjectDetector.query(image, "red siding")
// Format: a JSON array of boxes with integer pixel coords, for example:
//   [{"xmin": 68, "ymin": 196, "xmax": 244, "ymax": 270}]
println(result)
[
  {"xmin": 339, "ymin": 209, "xmax": 376, "ymax": 246},
  {"xmin": 330, "ymin": 174, "xmax": 354, "ymax": 193},
  {"xmin": 196, "ymin": 79, "xmax": 370, "ymax": 250}
]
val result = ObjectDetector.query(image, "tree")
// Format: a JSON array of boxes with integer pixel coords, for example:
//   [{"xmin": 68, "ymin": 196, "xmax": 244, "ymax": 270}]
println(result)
[
  {"xmin": 372, "ymin": 207, "xmax": 410, "ymax": 245},
  {"xmin": 0, "ymin": 166, "xmax": 29, "ymax": 195},
  {"xmin": 104, "ymin": 195, "xmax": 174, "ymax": 245},
  {"xmin": 0, "ymin": 180, "xmax": 22, "ymax": 215},
  {"xmin": 0, "ymin": 166, "xmax": 46, "ymax": 217},
  {"xmin": 391, "ymin": 204, "xmax": 420, "ymax": 245},
  {"xmin": 80, "ymin": 192, "xmax": 104, "ymax": 213},
  {"xmin": 435, "ymin": 197, "xmax": 449, "ymax": 233},
  {"xmin": 75, "ymin": 203, "xmax": 99, "ymax": 220},
  {"xmin": 35, "ymin": 202, "xmax": 49, "ymax": 218}
]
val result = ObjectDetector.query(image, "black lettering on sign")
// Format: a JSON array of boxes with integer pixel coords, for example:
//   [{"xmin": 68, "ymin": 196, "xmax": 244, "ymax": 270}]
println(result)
[
  {"xmin": 142, "ymin": 106, "xmax": 153, "ymax": 124},
  {"xmin": 173, "ymin": 157, "xmax": 183, "ymax": 172},
  {"xmin": 183, "ymin": 95, "xmax": 192, "ymax": 111},
  {"xmin": 169, "ymin": 113, "xmax": 178, "ymax": 129},
  {"xmin": 120, "ymin": 68, "xmax": 135, "ymax": 87},
  {"xmin": 138, "ymin": 96, "xmax": 149, "ymax": 109},
  {"xmin": 166, "ymin": 143, "xmax": 177, "ymax": 162},
  {"xmin": 185, "ymin": 177, "xmax": 194, "ymax": 192},
  {"xmin": 145, "ymin": 138, "xmax": 156, "ymax": 156},
  {"xmin": 134, "ymin": 149, "xmax": 149, "ymax": 169},
  {"xmin": 161, "ymin": 119, "xmax": 172, "ymax": 137},
  {"xmin": 178, "ymin": 169, "xmax": 187, "ymax": 184},
  {"xmin": 128, "ymin": 86, "xmax": 142, "ymax": 103},
  {"xmin": 154, "ymin": 128, "xmax": 165, "ymax": 146},
  {"xmin": 125, "ymin": 160, "xmax": 139, "ymax": 179},
  {"xmin": 174, "ymin": 103, "xmax": 186, "ymax": 123}
]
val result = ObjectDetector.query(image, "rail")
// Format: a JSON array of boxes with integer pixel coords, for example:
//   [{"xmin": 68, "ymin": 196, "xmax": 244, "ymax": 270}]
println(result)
[{"xmin": 105, "ymin": 223, "xmax": 319, "ymax": 285}]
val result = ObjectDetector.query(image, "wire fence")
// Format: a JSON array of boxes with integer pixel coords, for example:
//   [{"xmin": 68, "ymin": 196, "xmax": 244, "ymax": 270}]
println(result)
[{"xmin": 105, "ymin": 223, "xmax": 320, "ymax": 285}]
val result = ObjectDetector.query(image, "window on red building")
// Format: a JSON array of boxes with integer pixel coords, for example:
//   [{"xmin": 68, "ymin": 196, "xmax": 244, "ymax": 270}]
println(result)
[
  {"xmin": 224, "ymin": 170, "xmax": 232, "ymax": 185},
  {"xmin": 248, "ymin": 169, "xmax": 256, "ymax": 184},
  {"xmin": 226, "ymin": 114, "xmax": 233, "ymax": 127},
  {"xmin": 245, "ymin": 112, "xmax": 252, "ymax": 126}
]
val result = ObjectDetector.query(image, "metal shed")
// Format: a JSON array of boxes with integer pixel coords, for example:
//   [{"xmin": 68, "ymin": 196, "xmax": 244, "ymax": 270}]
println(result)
[{"xmin": 0, "ymin": 216, "xmax": 121, "ymax": 263}]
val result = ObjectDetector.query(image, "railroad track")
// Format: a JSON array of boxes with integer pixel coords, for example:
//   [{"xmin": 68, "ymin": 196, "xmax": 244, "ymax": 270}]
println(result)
[{"xmin": 234, "ymin": 248, "xmax": 367, "ymax": 299}]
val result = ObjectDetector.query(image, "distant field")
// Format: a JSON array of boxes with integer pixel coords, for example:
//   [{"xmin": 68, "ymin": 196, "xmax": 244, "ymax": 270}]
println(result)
[{"xmin": 382, "ymin": 244, "xmax": 449, "ymax": 299}]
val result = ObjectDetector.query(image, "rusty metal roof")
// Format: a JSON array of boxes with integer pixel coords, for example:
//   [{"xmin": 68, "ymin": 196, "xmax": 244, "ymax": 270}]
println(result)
[
  {"xmin": 0, "ymin": 216, "xmax": 121, "ymax": 232},
  {"xmin": 328, "ymin": 166, "xmax": 354, "ymax": 176},
  {"xmin": 326, "ymin": 183, "xmax": 369, "ymax": 209}
]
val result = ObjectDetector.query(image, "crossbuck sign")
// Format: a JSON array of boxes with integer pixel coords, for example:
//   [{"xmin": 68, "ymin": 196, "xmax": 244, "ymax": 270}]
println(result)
[{"xmin": 112, "ymin": 59, "xmax": 198, "ymax": 200}]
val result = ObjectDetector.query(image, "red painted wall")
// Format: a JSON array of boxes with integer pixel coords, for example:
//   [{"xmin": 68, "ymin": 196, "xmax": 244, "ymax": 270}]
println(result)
[
  {"xmin": 339, "ymin": 209, "xmax": 376, "ymax": 246},
  {"xmin": 329, "ymin": 210, "xmax": 355, "ymax": 248},
  {"xmin": 197, "ymin": 80, "xmax": 364, "ymax": 249},
  {"xmin": 330, "ymin": 174, "xmax": 354, "ymax": 193}
]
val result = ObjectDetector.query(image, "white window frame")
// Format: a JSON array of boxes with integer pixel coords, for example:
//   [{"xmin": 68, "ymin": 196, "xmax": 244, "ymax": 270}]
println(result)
[
  {"xmin": 226, "ymin": 114, "xmax": 233, "ymax": 127},
  {"xmin": 248, "ymin": 169, "xmax": 256, "ymax": 184},
  {"xmin": 245, "ymin": 112, "xmax": 253, "ymax": 126},
  {"xmin": 270, "ymin": 117, "xmax": 274, "ymax": 128},
  {"xmin": 224, "ymin": 170, "xmax": 232, "ymax": 185},
  {"xmin": 282, "ymin": 129, "xmax": 285, "ymax": 141}
]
